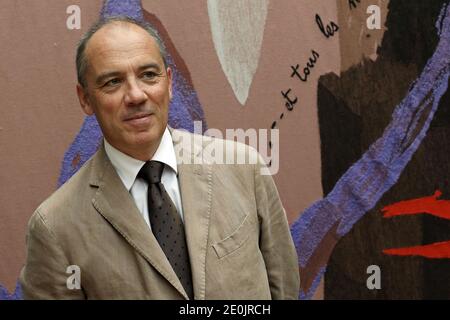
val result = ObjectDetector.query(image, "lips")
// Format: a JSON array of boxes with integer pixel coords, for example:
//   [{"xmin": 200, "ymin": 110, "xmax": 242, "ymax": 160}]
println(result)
[{"xmin": 124, "ymin": 112, "xmax": 153, "ymax": 122}]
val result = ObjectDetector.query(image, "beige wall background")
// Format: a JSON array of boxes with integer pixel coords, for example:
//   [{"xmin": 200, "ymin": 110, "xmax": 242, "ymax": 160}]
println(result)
[
  {"xmin": 0, "ymin": 0, "xmax": 387, "ymax": 297},
  {"xmin": 0, "ymin": 0, "xmax": 102, "ymax": 292}
]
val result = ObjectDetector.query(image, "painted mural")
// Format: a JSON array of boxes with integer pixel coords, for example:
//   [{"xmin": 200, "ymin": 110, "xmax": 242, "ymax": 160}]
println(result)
[{"xmin": 1, "ymin": 0, "xmax": 449, "ymax": 300}]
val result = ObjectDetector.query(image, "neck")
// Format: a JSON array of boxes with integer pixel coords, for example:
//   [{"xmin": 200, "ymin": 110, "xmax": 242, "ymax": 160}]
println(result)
[
  {"xmin": 128, "ymin": 146, "xmax": 158, "ymax": 162},
  {"xmin": 106, "ymin": 139, "xmax": 162, "ymax": 162}
]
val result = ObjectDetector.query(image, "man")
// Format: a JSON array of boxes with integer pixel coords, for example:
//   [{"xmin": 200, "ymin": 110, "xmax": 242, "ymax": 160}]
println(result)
[{"xmin": 19, "ymin": 16, "xmax": 299, "ymax": 299}]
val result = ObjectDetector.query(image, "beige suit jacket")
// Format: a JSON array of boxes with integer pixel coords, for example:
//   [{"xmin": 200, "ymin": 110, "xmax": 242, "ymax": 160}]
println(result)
[{"xmin": 19, "ymin": 129, "xmax": 299, "ymax": 299}]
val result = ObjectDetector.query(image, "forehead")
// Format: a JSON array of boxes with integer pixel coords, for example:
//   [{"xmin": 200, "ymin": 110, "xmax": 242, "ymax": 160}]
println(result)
[{"xmin": 85, "ymin": 22, "xmax": 163, "ymax": 72}]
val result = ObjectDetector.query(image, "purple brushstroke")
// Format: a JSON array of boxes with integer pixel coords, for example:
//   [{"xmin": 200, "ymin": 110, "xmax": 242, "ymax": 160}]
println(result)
[
  {"xmin": 168, "ymin": 54, "xmax": 208, "ymax": 133},
  {"xmin": 298, "ymin": 267, "xmax": 326, "ymax": 300},
  {"xmin": 57, "ymin": 0, "xmax": 207, "ymax": 186},
  {"xmin": 100, "ymin": 0, "xmax": 144, "ymax": 21},
  {"xmin": 291, "ymin": 3, "xmax": 450, "ymax": 300},
  {"xmin": 0, "ymin": 281, "xmax": 22, "ymax": 300},
  {"xmin": 57, "ymin": 116, "xmax": 103, "ymax": 187}
]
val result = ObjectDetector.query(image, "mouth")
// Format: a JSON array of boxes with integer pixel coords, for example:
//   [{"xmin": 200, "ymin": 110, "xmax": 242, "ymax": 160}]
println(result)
[
  {"xmin": 123, "ymin": 112, "xmax": 154, "ymax": 126},
  {"xmin": 124, "ymin": 112, "xmax": 153, "ymax": 121}
]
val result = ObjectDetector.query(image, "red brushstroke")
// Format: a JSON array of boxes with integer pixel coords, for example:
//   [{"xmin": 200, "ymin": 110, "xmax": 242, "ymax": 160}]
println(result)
[
  {"xmin": 382, "ymin": 190, "xmax": 450, "ymax": 259},
  {"xmin": 383, "ymin": 240, "xmax": 450, "ymax": 258},
  {"xmin": 382, "ymin": 190, "xmax": 450, "ymax": 220}
]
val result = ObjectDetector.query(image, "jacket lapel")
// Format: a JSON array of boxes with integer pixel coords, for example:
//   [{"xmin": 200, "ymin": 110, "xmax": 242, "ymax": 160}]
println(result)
[
  {"xmin": 172, "ymin": 129, "xmax": 213, "ymax": 300},
  {"xmin": 89, "ymin": 146, "xmax": 189, "ymax": 299}
]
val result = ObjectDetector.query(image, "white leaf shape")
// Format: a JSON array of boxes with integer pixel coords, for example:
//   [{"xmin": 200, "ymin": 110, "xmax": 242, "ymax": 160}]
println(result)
[{"xmin": 208, "ymin": 0, "xmax": 269, "ymax": 105}]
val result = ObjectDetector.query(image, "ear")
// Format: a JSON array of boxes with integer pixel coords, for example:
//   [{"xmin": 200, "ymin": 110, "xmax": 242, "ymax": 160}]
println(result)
[
  {"xmin": 166, "ymin": 67, "xmax": 173, "ymax": 101},
  {"xmin": 76, "ymin": 84, "xmax": 94, "ymax": 116}
]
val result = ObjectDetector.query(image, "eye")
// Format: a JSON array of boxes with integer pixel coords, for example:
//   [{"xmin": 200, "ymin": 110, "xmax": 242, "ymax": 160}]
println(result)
[
  {"xmin": 141, "ymin": 71, "xmax": 162, "ymax": 81},
  {"xmin": 103, "ymin": 78, "xmax": 122, "ymax": 87},
  {"xmin": 143, "ymin": 71, "xmax": 155, "ymax": 77}
]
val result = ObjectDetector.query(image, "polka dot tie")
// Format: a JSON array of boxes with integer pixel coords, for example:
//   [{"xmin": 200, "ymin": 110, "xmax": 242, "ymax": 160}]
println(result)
[{"xmin": 138, "ymin": 161, "xmax": 193, "ymax": 299}]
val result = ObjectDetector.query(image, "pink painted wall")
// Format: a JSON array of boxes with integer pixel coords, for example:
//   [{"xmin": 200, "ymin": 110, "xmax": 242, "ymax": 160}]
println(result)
[{"xmin": 0, "ymin": 0, "xmax": 387, "ymax": 298}]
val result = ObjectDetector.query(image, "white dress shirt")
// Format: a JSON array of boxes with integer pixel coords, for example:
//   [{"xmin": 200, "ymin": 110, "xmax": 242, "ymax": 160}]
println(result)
[{"xmin": 104, "ymin": 127, "xmax": 184, "ymax": 230}]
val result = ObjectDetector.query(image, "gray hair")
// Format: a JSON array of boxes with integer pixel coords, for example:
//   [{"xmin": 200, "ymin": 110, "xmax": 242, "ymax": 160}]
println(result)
[{"xmin": 76, "ymin": 16, "xmax": 168, "ymax": 88}]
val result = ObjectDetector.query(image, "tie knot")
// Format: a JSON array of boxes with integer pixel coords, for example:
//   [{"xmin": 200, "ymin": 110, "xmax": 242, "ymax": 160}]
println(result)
[{"xmin": 138, "ymin": 161, "xmax": 164, "ymax": 184}]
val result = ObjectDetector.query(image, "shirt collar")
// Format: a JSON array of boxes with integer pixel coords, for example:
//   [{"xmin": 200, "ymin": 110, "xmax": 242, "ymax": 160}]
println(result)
[{"xmin": 104, "ymin": 127, "xmax": 178, "ymax": 191}]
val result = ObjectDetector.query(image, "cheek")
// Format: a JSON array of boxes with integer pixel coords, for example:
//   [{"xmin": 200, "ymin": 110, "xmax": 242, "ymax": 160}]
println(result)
[
  {"xmin": 150, "ymin": 82, "xmax": 171, "ymax": 103},
  {"xmin": 95, "ymin": 96, "xmax": 123, "ymax": 120},
  {"xmin": 150, "ymin": 91, "xmax": 167, "ymax": 105}
]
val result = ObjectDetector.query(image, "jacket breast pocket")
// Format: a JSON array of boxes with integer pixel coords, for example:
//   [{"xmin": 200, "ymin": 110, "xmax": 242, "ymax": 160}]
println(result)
[{"xmin": 212, "ymin": 213, "xmax": 256, "ymax": 259}]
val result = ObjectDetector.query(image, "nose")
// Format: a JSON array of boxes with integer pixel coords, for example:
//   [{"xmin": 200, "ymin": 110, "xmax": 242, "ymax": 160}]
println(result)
[{"xmin": 124, "ymin": 78, "xmax": 147, "ymax": 106}]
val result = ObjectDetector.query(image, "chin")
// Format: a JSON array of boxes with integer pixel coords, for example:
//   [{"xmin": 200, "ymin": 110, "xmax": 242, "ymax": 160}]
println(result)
[{"xmin": 132, "ymin": 128, "xmax": 163, "ymax": 146}]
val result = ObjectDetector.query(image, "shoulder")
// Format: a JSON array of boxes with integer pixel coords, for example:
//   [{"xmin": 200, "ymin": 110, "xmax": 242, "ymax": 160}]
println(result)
[{"xmin": 30, "ymin": 148, "xmax": 102, "ymax": 230}]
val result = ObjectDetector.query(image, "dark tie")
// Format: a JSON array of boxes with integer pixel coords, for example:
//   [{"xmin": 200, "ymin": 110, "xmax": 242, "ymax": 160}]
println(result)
[{"xmin": 138, "ymin": 161, "xmax": 194, "ymax": 299}]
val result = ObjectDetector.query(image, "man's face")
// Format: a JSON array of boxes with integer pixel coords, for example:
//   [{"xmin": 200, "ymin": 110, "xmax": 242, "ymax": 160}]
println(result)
[{"xmin": 77, "ymin": 22, "xmax": 172, "ymax": 160}]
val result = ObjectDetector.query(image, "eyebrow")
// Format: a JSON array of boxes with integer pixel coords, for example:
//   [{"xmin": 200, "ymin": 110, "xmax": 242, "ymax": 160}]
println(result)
[{"xmin": 94, "ymin": 63, "xmax": 163, "ymax": 86}]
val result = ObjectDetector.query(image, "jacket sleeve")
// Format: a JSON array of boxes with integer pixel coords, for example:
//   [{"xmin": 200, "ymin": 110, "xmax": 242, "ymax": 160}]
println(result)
[
  {"xmin": 254, "ymin": 154, "xmax": 300, "ymax": 299},
  {"xmin": 19, "ymin": 209, "xmax": 86, "ymax": 300}
]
